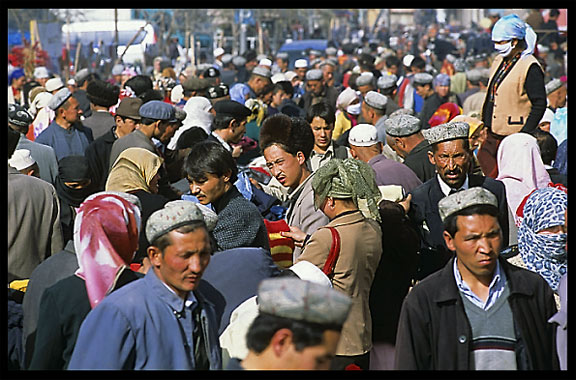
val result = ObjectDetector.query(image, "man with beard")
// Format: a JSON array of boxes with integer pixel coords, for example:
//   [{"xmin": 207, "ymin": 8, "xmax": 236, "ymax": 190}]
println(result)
[{"xmin": 408, "ymin": 121, "xmax": 509, "ymax": 281}]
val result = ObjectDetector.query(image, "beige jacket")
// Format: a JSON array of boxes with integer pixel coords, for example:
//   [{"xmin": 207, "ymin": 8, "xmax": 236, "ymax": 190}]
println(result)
[{"xmin": 296, "ymin": 210, "xmax": 382, "ymax": 356}]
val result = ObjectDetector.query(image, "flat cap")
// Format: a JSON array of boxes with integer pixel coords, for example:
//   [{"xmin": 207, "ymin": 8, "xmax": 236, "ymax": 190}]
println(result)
[
  {"xmin": 182, "ymin": 77, "xmax": 210, "ymax": 92},
  {"xmin": 384, "ymin": 114, "xmax": 421, "ymax": 137},
  {"xmin": 115, "ymin": 97, "xmax": 143, "ymax": 120},
  {"xmin": 139, "ymin": 100, "xmax": 177, "ymax": 122},
  {"xmin": 45, "ymin": 77, "xmax": 64, "ymax": 92},
  {"xmin": 377, "ymin": 73, "xmax": 398, "ymax": 90},
  {"xmin": 257, "ymin": 278, "xmax": 352, "ymax": 326},
  {"xmin": 422, "ymin": 121, "xmax": 470, "ymax": 145},
  {"xmin": 413, "ymin": 72, "xmax": 434, "ymax": 85},
  {"xmin": 9, "ymin": 149, "xmax": 36, "ymax": 170},
  {"xmin": 438, "ymin": 187, "xmax": 498, "ymax": 222},
  {"xmin": 363, "ymin": 91, "xmax": 387, "ymax": 110},
  {"xmin": 251, "ymin": 66, "xmax": 272, "ymax": 79},
  {"xmin": 305, "ymin": 69, "xmax": 323, "ymax": 81},
  {"xmin": 348, "ymin": 123, "xmax": 378, "ymax": 147},
  {"xmin": 48, "ymin": 88, "xmax": 73, "ymax": 110},
  {"xmin": 294, "ymin": 59, "xmax": 308, "ymax": 68},
  {"xmin": 8, "ymin": 103, "xmax": 33, "ymax": 127},
  {"xmin": 207, "ymin": 84, "xmax": 230, "ymax": 99},
  {"xmin": 146, "ymin": 200, "xmax": 212, "ymax": 243},
  {"xmin": 545, "ymin": 79, "xmax": 564, "ymax": 95},
  {"xmin": 355, "ymin": 72, "xmax": 375, "ymax": 87},
  {"xmin": 214, "ymin": 99, "xmax": 251, "ymax": 119}
]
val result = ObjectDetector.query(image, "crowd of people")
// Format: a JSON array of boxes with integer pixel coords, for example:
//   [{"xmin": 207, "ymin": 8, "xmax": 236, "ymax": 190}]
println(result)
[{"xmin": 8, "ymin": 10, "xmax": 567, "ymax": 371}]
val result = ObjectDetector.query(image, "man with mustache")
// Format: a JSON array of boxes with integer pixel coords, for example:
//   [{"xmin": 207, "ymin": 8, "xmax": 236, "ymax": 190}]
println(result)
[
  {"xmin": 68, "ymin": 201, "xmax": 222, "ymax": 369},
  {"xmin": 408, "ymin": 121, "xmax": 509, "ymax": 281},
  {"xmin": 395, "ymin": 187, "xmax": 559, "ymax": 370}
]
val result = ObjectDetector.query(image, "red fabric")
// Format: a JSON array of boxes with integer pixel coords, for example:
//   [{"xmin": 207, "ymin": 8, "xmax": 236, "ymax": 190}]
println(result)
[
  {"xmin": 264, "ymin": 219, "xmax": 295, "ymax": 268},
  {"xmin": 322, "ymin": 227, "xmax": 340, "ymax": 278},
  {"xmin": 428, "ymin": 102, "xmax": 462, "ymax": 127},
  {"xmin": 345, "ymin": 364, "xmax": 362, "ymax": 370},
  {"xmin": 249, "ymin": 167, "xmax": 271, "ymax": 177},
  {"xmin": 516, "ymin": 182, "xmax": 568, "ymax": 220}
]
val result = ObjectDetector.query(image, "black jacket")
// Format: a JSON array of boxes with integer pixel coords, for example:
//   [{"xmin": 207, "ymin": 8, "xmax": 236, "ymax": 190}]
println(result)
[
  {"xmin": 408, "ymin": 174, "xmax": 509, "ymax": 280},
  {"xmin": 395, "ymin": 257, "xmax": 559, "ymax": 370}
]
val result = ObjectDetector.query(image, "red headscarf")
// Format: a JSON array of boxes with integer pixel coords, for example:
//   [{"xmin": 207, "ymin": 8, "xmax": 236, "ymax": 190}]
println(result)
[{"xmin": 428, "ymin": 102, "xmax": 462, "ymax": 127}]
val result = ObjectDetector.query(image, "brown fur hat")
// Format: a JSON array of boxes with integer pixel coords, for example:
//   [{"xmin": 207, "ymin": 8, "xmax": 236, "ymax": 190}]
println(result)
[{"xmin": 259, "ymin": 113, "xmax": 315, "ymax": 161}]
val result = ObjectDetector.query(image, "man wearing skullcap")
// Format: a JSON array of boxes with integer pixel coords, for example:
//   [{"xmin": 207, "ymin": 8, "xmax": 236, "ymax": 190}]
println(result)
[
  {"xmin": 377, "ymin": 73, "xmax": 402, "ymax": 116},
  {"xmin": 69, "ymin": 200, "xmax": 222, "ymax": 369},
  {"xmin": 35, "ymin": 88, "xmax": 94, "ymax": 161},
  {"xmin": 384, "ymin": 114, "xmax": 436, "ymax": 183},
  {"xmin": 348, "ymin": 123, "xmax": 422, "ymax": 193},
  {"xmin": 408, "ymin": 121, "xmax": 509, "ymax": 281},
  {"xmin": 229, "ymin": 277, "xmax": 352, "ymax": 370},
  {"xmin": 298, "ymin": 68, "xmax": 339, "ymax": 113},
  {"xmin": 229, "ymin": 66, "xmax": 272, "ymax": 105},
  {"xmin": 478, "ymin": 13, "xmax": 546, "ymax": 178},
  {"xmin": 82, "ymin": 79, "xmax": 121, "ymax": 140},
  {"xmin": 462, "ymin": 69, "xmax": 490, "ymax": 115},
  {"xmin": 545, "ymin": 78, "xmax": 566, "ymax": 112},
  {"xmin": 419, "ymin": 73, "xmax": 461, "ymax": 130},
  {"xmin": 72, "ymin": 69, "xmax": 100, "ymax": 119},
  {"xmin": 288, "ymin": 158, "xmax": 382, "ymax": 370},
  {"xmin": 9, "ymin": 103, "xmax": 59, "ymax": 186},
  {"xmin": 9, "ymin": 149, "xmax": 39, "ymax": 177},
  {"xmin": 395, "ymin": 187, "xmax": 559, "ymax": 370},
  {"xmin": 457, "ymin": 69, "xmax": 481, "ymax": 105}
]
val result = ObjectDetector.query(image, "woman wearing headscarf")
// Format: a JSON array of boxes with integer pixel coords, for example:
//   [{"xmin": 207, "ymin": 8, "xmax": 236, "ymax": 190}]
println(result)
[
  {"xmin": 479, "ymin": 13, "xmax": 547, "ymax": 178},
  {"xmin": 427, "ymin": 102, "xmax": 462, "ymax": 127},
  {"xmin": 28, "ymin": 192, "xmax": 142, "ymax": 369},
  {"xmin": 106, "ymin": 147, "xmax": 170, "ymax": 264},
  {"xmin": 167, "ymin": 96, "xmax": 214, "ymax": 150},
  {"xmin": 496, "ymin": 133, "xmax": 551, "ymax": 231},
  {"xmin": 55, "ymin": 156, "xmax": 98, "ymax": 244},
  {"xmin": 333, "ymin": 87, "xmax": 360, "ymax": 141},
  {"xmin": 514, "ymin": 187, "xmax": 567, "ymax": 308},
  {"xmin": 293, "ymin": 158, "xmax": 383, "ymax": 370}
]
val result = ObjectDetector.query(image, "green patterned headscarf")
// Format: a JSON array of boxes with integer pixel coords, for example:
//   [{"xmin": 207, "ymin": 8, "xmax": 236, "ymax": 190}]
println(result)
[{"xmin": 312, "ymin": 158, "xmax": 381, "ymax": 222}]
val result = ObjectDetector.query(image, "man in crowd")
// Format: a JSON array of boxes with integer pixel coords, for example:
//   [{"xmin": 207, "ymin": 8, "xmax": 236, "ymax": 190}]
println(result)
[
  {"xmin": 395, "ymin": 187, "xmax": 559, "ymax": 370},
  {"xmin": 207, "ymin": 99, "xmax": 252, "ymax": 159},
  {"xmin": 228, "ymin": 277, "xmax": 352, "ymax": 370},
  {"xmin": 409, "ymin": 121, "xmax": 509, "ymax": 281},
  {"xmin": 299, "ymin": 69, "xmax": 338, "ymax": 113},
  {"xmin": 81, "ymin": 79, "xmax": 120, "ymax": 140},
  {"xmin": 68, "ymin": 201, "xmax": 222, "ymax": 369}
]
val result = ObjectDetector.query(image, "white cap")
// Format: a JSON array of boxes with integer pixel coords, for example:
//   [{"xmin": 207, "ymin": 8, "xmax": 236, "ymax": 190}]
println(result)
[
  {"xmin": 271, "ymin": 73, "xmax": 287, "ymax": 84},
  {"xmin": 9, "ymin": 149, "xmax": 36, "ymax": 171},
  {"xmin": 45, "ymin": 77, "xmax": 64, "ymax": 92},
  {"xmin": 539, "ymin": 108, "xmax": 555, "ymax": 125},
  {"xmin": 403, "ymin": 54, "xmax": 415, "ymax": 67},
  {"xmin": 259, "ymin": 58, "xmax": 272, "ymax": 67},
  {"xmin": 214, "ymin": 47, "xmax": 225, "ymax": 58},
  {"xmin": 294, "ymin": 59, "xmax": 308, "ymax": 68},
  {"xmin": 348, "ymin": 124, "xmax": 378, "ymax": 147},
  {"xmin": 289, "ymin": 261, "xmax": 332, "ymax": 288},
  {"xmin": 284, "ymin": 71, "xmax": 298, "ymax": 81},
  {"xmin": 33, "ymin": 66, "xmax": 49, "ymax": 79}
]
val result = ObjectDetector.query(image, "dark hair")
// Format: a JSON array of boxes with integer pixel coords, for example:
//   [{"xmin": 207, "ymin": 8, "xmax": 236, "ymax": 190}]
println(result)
[
  {"xmin": 443, "ymin": 203, "xmax": 500, "ymax": 238},
  {"xmin": 260, "ymin": 83, "xmax": 275, "ymax": 97},
  {"xmin": 212, "ymin": 114, "xmax": 236, "ymax": 131},
  {"xmin": 78, "ymin": 72, "xmax": 100, "ymax": 87},
  {"xmin": 139, "ymin": 89, "xmax": 164, "ymax": 103},
  {"xmin": 124, "ymin": 75, "xmax": 153, "ymax": 96},
  {"xmin": 533, "ymin": 129, "xmax": 558, "ymax": 165},
  {"xmin": 184, "ymin": 140, "xmax": 238, "ymax": 184},
  {"xmin": 150, "ymin": 221, "xmax": 210, "ymax": 253},
  {"xmin": 306, "ymin": 102, "xmax": 336, "ymax": 125},
  {"xmin": 385, "ymin": 55, "xmax": 401, "ymax": 69},
  {"xmin": 176, "ymin": 127, "xmax": 209, "ymax": 150},
  {"xmin": 550, "ymin": 9, "xmax": 560, "ymax": 17},
  {"xmin": 410, "ymin": 56, "xmax": 426, "ymax": 70},
  {"xmin": 246, "ymin": 313, "xmax": 340, "ymax": 354},
  {"xmin": 259, "ymin": 114, "xmax": 315, "ymax": 161},
  {"xmin": 276, "ymin": 81, "xmax": 294, "ymax": 97}
]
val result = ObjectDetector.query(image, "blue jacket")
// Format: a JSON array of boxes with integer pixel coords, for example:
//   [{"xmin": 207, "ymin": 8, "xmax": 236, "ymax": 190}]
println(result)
[
  {"xmin": 35, "ymin": 120, "xmax": 93, "ymax": 161},
  {"xmin": 68, "ymin": 269, "xmax": 222, "ymax": 370}
]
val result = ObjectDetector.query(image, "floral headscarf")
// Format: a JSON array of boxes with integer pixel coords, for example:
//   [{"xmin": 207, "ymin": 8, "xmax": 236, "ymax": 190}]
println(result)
[
  {"xmin": 74, "ymin": 193, "xmax": 142, "ymax": 308},
  {"xmin": 518, "ymin": 187, "xmax": 567, "ymax": 292}
]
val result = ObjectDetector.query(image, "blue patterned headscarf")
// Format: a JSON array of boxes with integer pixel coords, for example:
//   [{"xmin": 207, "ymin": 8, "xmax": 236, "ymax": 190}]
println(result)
[
  {"xmin": 491, "ymin": 13, "xmax": 537, "ymax": 57},
  {"xmin": 229, "ymin": 83, "xmax": 251, "ymax": 104},
  {"xmin": 518, "ymin": 187, "xmax": 567, "ymax": 292}
]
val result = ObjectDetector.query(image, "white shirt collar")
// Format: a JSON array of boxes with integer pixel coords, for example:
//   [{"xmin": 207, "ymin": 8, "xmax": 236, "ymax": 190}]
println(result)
[
  {"xmin": 211, "ymin": 131, "xmax": 232, "ymax": 152},
  {"xmin": 437, "ymin": 174, "xmax": 469, "ymax": 197}
]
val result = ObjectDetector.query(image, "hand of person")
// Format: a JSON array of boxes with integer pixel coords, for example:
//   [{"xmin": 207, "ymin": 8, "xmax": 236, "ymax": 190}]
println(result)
[
  {"xmin": 232, "ymin": 145, "xmax": 243, "ymax": 158},
  {"xmin": 281, "ymin": 226, "xmax": 307, "ymax": 247},
  {"xmin": 249, "ymin": 177, "xmax": 262, "ymax": 190},
  {"xmin": 399, "ymin": 193, "xmax": 412, "ymax": 214}
]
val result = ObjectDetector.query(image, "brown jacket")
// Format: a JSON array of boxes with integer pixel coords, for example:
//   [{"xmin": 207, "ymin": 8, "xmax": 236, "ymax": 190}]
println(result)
[
  {"xmin": 296, "ymin": 210, "xmax": 382, "ymax": 356},
  {"xmin": 482, "ymin": 54, "xmax": 542, "ymax": 136}
]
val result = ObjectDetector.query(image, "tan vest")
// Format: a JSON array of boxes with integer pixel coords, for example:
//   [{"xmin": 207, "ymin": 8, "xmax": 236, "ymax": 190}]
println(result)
[{"xmin": 482, "ymin": 54, "xmax": 542, "ymax": 136}]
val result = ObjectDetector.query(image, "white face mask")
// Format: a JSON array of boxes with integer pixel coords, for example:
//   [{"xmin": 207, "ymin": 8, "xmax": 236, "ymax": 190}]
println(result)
[
  {"xmin": 346, "ymin": 102, "xmax": 361, "ymax": 115},
  {"xmin": 494, "ymin": 42, "xmax": 513, "ymax": 57}
]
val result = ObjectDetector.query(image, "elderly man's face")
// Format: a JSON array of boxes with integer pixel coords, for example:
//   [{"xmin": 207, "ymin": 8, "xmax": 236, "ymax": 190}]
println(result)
[
  {"xmin": 306, "ymin": 80, "xmax": 323, "ymax": 96},
  {"xmin": 150, "ymin": 228, "xmax": 212, "ymax": 299},
  {"xmin": 61, "ymin": 96, "xmax": 82, "ymax": 124},
  {"xmin": 428, "ymin": 139, "xmax": 471, "ymax": 189}
]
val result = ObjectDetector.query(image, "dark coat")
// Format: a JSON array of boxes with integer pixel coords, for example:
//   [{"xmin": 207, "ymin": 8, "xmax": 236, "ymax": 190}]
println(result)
[
  {"xmin": 81, "ymin": 110, "xmax": 116, "ymax": 141},
  {"xmin": 408, "ymin": 174, "xmax": 509, "ymax": 280},
  {"xmin": 395, "ymin": 257, "xmax": 560, "ymax": 370},
  {"xmin": 84, "ymin": 127, "xmax": 117, "ymax": 191},
  {"xmin": 130, "ymin": 189, "xmax": 170, "ymax": 263},
  {"xmin": 402, "ymin": 139, "xmax": 436, "ymax": 183}
]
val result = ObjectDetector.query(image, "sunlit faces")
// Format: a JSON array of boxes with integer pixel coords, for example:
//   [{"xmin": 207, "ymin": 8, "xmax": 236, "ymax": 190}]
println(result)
[
  {"xmin": 188, "ymin": 172, "xmax": 232, "ymax": 205},
  {"xmin": 444, "ymin": 213, "xmax": 502, "ymax": 283},
  {"xmin": 263, "ymin": 144, "xmax": 306, "ymax": 189},
  {"xmin": 310, "ymin": 116, "xmax": 334, "ymax": 152},
  {"xmin": 149, "ymin": 228, "xmax": 212, "ymax": 300}
]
